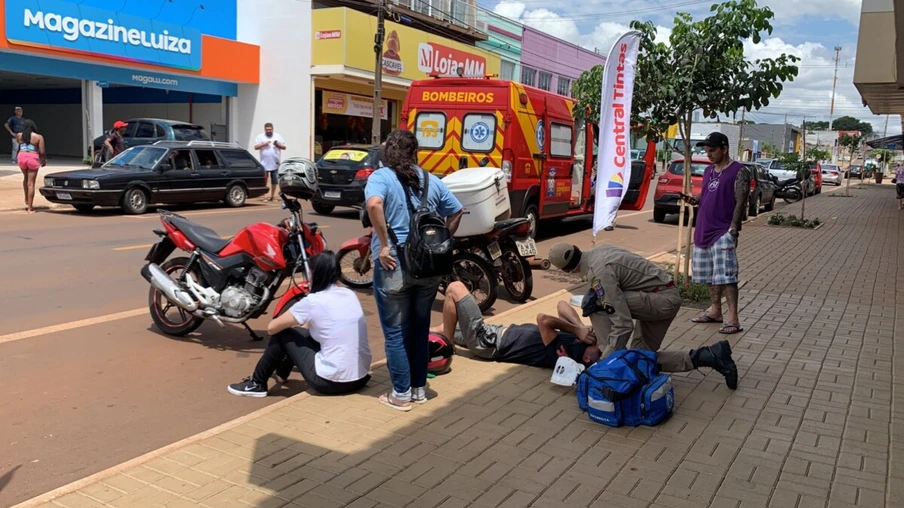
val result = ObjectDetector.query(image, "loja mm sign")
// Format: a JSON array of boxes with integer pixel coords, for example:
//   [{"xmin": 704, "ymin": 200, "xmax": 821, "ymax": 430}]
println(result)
[
  {"xmin": 417, "ymin": 42, "xmax": 486, "ymax": 76},
  {"xmin": 5, "ymin": 0, "xmax": 203, "ymax": 70}
]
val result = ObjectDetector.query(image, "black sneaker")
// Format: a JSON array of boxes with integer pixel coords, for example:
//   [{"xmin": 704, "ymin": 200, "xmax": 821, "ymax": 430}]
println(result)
[{"xmin": 227, "ymin": 377, "xmax": 268, "ymax": 398}]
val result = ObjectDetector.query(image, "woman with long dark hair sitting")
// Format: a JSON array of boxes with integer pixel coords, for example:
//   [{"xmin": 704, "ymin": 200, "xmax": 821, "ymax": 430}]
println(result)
[{"xmin": 228, "ymin": 251, "xmax": 372, "ymax": 397}]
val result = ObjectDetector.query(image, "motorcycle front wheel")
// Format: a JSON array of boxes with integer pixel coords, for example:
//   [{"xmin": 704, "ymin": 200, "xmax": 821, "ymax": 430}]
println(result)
[
  {"xmin": 451, "ymin": 252, "xmax": 498, "ymax": 313},
  {"xmin": 500, "ymin": 248, "xmax": 533, "ymax": 303},
  {"xmin": 337, "ymin": 248, "xmax": 374, "ymax": 288},
  {"xmin": 148, "ymin": 257, "xmax": 205, "ymax": 336},
  {"xmin": 782, "ymin": 189, "xmax": 802, "ymax": 204}
]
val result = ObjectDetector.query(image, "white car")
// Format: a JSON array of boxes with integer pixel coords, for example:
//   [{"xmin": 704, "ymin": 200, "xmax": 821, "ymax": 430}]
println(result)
[{"xmin": 821, "ymin": 164, "xmax": 843, "ymax": 185}]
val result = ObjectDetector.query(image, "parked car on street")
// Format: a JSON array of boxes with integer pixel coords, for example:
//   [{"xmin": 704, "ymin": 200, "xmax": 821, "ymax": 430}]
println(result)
[
  {"xmin": 311, "ymin": 144, "xmax": 382, "ymax": 215},
  {"xmin": 40, "ymin": 141, "xmax": 267, "ymax": 214},
  {"xmin": 91, "ymin": 118, "xmax": 210, "ymax": 165},
  {"xmin": 767, "ymin": 161, "xmax": 816, "ymax": 196},
  {"xmin": 821, "ymin": 164, "xmax": 843, "ymax": 185},
  {"xmin": 743, "ymin": 161, "xmax": 777, "ymax": 215},
  {"xmin": 653, "ymin": 158, "xmax": 765, "ymax": 223},
  {"xmin": 845, "ymin": 164, "xmax": 863, "ymax": 179}
]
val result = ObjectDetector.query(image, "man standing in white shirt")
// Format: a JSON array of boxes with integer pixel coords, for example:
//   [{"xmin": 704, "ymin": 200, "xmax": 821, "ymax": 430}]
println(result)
[{"xmin": 254, "ymin": 122, "xmax": 286, "ymax": 202}]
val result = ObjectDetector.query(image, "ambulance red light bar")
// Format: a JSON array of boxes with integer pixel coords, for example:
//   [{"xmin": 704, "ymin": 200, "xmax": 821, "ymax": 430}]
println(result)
[{"xmin": 429, "ymin": 72, "xmax": 497, "ymax": 79}]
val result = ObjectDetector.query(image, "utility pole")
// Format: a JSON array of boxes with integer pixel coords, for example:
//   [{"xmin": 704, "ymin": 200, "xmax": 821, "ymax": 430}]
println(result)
[
  {"xmin": 737, "ymin": 110, "xmax": 746, "ymax": 160},
  {"xmin": 371, "ymin": 0, "xmax": 387, "ymax": 145},
  {"xmin": 781, "ymin": 113, "xmax": 788, "ymax": 154},
  {"xmin": 829, "ymin": 45, "xmax": 841, "ymax": 163}
]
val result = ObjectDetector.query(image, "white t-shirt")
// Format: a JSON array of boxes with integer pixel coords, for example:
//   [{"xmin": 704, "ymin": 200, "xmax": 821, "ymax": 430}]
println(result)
[
  {"xmin": 289, "ymin": 285, "xmax": 372, "ymax": 382},
  {"xmin": 254, "ymin": 133, "xmax": 285, "ymax": 171}
]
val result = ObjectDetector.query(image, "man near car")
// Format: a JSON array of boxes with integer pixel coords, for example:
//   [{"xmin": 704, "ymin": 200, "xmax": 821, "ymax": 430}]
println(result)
[
  {"xmin": 5, "ymin": 107, "xmax": 24, "ymax": 164},
  {"xmin": 254, "ymin": 122, "xmax": 286, "ymax": 202},
  {"xmin": 547, "ymin": 243, "xmax": 738, "ymax": 389},
  {"xmin": 432, "ymin": 281, "xmax": 603, "ymax": 368},
  {"xmin": 104, "ymin": 121, "xmax": 129, "ymax": 159},
  {"xmin": 680, "ymin": 132, "xmax": 749, "ymax": 336}
]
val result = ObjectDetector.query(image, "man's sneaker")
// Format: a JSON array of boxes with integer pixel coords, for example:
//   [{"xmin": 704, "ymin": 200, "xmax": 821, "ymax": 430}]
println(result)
[{"xmin": 227, "ymin": 377, "xmax": 268, "ymax": 398}]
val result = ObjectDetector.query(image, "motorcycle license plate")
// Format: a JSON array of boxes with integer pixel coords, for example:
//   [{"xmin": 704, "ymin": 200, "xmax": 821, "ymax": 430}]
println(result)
[
  {"xmin": 515, "ymin": 238, "xmax": 537, "ymax": 258},
  {"xmin": 324, "ymin": 190, "xmax": 341, "ymax": 199},
  {"xmin": 488, "ymin": 241, "xmax": 502, "ymax": 260},
  {"xmin": 56, "ymin": 192, "xmax": 72, "ymax": 200}
]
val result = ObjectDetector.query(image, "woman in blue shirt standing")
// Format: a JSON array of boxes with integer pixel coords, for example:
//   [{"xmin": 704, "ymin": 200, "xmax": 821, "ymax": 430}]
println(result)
[{"xmin": 365, "ymin": 129, "xmax": 462, "ymax": 411}]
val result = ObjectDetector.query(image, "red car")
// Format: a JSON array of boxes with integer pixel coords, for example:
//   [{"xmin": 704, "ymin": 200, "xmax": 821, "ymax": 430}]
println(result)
[{"xmin": 653, "ymin": 158, "xmax": 762, "ymax": 223}]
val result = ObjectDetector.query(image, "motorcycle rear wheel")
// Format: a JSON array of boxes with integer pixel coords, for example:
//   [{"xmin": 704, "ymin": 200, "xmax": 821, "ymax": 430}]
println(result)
[
  {"xmin": 337, "ymin": 248, "xmax": 374, "ymax": 288},
  {"xmin": 452, "ymin": 252, "xmax": 497, "ymax": 313},
  {"xmin": 149, "ymin": 257, "xmax": 205, "ymax": 336},
  {"xmin": 501, "ymin": 249, "xmax": 533, "ymax": 303},
  {"xmin": 782, "ymin": 189, "xmax": 802, "ymax": 204}
]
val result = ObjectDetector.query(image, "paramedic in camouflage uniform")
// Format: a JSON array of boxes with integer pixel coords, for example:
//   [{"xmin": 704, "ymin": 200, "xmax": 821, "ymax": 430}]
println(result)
[{"xmin": 548, "ymin": 243, "xmax": 738, "ymax": 389}]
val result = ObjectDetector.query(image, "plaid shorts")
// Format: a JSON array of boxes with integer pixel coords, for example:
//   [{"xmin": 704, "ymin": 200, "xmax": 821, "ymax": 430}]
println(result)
[{"xmin": 692, "ymin": 232, "xmax": 739, "ymax": 286}]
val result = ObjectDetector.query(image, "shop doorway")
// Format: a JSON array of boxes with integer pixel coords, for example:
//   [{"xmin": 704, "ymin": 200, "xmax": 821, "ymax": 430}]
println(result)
[
  {"xmin": 0, "ymin": 70, "xmax": 83, "ymax": 159},
  {"xmin": 315, "ymin": 89, "xmax": 393, "ymax": 155}
]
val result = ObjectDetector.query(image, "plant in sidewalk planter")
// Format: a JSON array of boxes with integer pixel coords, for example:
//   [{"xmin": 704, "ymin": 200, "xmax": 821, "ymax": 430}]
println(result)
[
  {"xmin": 767, "ymin": 213, "xmax": 821, "ymax": 229},
  {"xmin": 656, "ymin": 263, "xmax": 710, "ymax": 308},
  {"xmin": 627, "ymin": 0, "xmax": 799, "ymax": 286},
  {"xmin": 777, "ymin": 152, "xmax": 812, "ymax": 220}
]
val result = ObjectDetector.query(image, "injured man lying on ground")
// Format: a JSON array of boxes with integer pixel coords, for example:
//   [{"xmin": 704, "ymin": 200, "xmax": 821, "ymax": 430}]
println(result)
[
  {"xmin": 431, "ymin": 281, "xmax": 603, "ymax": 368},
  {"xmin": 435, "ymin": 281, "xmax": 738, "ymax": 388}
]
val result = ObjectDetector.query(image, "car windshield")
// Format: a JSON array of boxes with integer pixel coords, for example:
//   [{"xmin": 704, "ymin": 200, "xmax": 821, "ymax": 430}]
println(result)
[
  {"xmin": 172, "ymin": 125, "xmax": 209, "ymax": 141},
  {"xmin": 102, "ymin": 146, "xmax": 168, "ymax": 169},
  {"xmin": 823, "ymin": 165, "xmax": 839, "ymax": 170},
  {"xmin": 317, "ymin": 148, "xmax": 375, "ymax": 170},
  {"xmin": 770, "ymin": 163, "xmax": 787, "ymax": 170},
  {"xmin": 668, "ymin": 162, "xmax": 709, "ymax": 177}
]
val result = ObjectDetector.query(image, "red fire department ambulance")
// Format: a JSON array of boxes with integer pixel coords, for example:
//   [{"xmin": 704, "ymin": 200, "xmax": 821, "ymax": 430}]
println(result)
[{"xmin": 402, "ymin": 76, "xmax": 654, "ymax": 235}]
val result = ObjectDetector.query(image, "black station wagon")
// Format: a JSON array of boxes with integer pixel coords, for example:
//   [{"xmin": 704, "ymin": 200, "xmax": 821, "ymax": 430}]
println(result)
[{"xmin": 40, "ymin": 141, "xmax": 268, "ymax": 215}]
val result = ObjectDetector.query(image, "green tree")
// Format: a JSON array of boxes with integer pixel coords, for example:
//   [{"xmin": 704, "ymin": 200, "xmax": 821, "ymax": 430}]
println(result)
[
  {"xmin": 804, "ymin": 120, "xmax": 829, "ymax": 131},
  {"xmin": 629, "ymin": 0, "xmax": 800, "ymax": 281},
  {"xmin": 571, "ymin": 64, "xmax": 604, "ymax": 124},
  {"xmin": 807, "ymin": 147, "xmax": 830, "ymax": 162},
  {"xmin": 761, "ymin": 141, "xmax": 778, "ymax": 157},
  {"xmin": 832, "ymin": 115, "xmax": 874, "ymax": 135},
  {"xmin": 838, "ymin": 133, "xmax": 863, "ymax": 195}
]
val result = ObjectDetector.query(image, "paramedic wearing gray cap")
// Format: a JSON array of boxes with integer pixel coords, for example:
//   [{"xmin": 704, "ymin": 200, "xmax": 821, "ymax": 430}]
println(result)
[{"xmin": 547, "ymin": 242, "xmax": 738, "ymax": 389}]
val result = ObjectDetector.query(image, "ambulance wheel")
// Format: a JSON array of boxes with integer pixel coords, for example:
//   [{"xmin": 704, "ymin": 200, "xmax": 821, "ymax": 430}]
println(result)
[{"xmin": 524, "ymin": 203, "xmax": 540, "ymax": 239}]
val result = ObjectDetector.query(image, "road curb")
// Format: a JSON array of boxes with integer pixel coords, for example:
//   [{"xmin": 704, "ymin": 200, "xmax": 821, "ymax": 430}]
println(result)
[{"xmin": 10, "ymin": 356, "xmax": 392, "ymax": 508}]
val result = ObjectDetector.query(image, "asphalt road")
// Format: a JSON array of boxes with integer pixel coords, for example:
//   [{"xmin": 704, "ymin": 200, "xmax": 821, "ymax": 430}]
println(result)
[{"xmin": 0, "ymin": 181, "xmax": 690, "ymax": 505}]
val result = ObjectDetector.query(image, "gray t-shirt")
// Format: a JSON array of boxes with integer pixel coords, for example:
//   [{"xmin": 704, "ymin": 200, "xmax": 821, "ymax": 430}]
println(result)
[{"xmin": 7, "ymin": 116, "xmax": 24, "ymax": 134}]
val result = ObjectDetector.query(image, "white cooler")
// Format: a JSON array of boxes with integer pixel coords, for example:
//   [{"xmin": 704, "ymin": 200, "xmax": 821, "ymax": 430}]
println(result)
[{"xmin": 442, "ymin": 167, "xmax": 511, "ymax": 237}]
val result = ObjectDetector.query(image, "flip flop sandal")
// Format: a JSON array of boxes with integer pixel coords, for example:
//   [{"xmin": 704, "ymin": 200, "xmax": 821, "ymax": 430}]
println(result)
[
  {"xmin": 379, "ymin": 393, "xmax": 412, "ymax": 412},
  {"xmin": 692, "ymin": 313, "xmax": 722, "ymax": 324},
  {"xmin": 719, "ymin": 323, "xmax": 743, "ymax": 335}
]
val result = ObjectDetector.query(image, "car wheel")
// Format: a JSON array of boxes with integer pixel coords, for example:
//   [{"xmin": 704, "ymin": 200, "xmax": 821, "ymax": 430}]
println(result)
[
  {"xmin": 121, "ymin": 187, "xmax": 149, "ymax": 215},
  {"xmin": 653, "ymin": 207, "xmax": 666, "ymax": 223},
  {"xmin": 764, "ymin": 194, "xmax": 775, "ymax": 211},
  {"xmin": 72, "ymin": 204, "xmax": 95, "ymax": 213},
  {"xmin": 523, "ymin": 202, "xmax": 540, "ymax": 239},
  {"xmin": 312, "ymin": 201, "xmax": 335, "ymax": 215},
  {"xmin": 225, "ymin": 184, "xmax": 247, "ymax": 208},
  {"xmin": 749, "ymin": 194, "xmax": 760, "ymax": 217}
]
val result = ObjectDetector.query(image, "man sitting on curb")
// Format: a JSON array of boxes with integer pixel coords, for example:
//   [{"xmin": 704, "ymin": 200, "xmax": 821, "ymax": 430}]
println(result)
[
  {"xmin": 431, "ymin": 281, "xmax": 602, "ymax": 368},
  {"xmin": 547, "ymin": 242, "xmax": 739, "ymax": 389}
]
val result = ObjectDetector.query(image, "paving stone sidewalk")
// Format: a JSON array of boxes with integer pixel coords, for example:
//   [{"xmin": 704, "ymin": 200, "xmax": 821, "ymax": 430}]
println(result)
[{"xmin": 18, "ymin": 184, "xmax": 904, "ymax": 508}]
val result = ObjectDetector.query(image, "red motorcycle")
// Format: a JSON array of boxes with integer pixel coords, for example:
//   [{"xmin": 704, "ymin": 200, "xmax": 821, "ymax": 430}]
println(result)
[{"xmin": 140, "ymin": 192, "xmax": 327, "ymax": 341}]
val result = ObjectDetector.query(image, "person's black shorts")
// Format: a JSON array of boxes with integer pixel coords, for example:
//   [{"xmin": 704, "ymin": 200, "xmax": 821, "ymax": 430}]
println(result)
[
  {"xmin": 268, "ymin": 170, "xmax": 278, "ymax": 185},
  {"xmin": 897, "ymin": 183, "xmax": 904, "ymax": 199}
]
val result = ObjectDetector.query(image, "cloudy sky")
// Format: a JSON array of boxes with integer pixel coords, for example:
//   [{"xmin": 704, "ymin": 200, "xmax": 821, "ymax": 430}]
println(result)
[{"xmin": 478, "ymin": 0, "xmax": 901, "ymax": 135}]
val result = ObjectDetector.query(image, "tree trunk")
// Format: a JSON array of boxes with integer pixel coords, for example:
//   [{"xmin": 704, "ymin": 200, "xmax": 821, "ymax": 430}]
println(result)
[
  {"xmin": 845, "ymin": 148, "xmax": 852, "ymax": 196},
  {"xmin": 675, "ymin": 116, "xmax": 694, "ymax": 286}
]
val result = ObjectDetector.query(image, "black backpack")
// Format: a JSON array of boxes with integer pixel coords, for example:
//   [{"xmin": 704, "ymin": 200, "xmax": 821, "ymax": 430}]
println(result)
[{"xmin": 387, "ymin": 168, "xmax": 454, "ymax": 280}]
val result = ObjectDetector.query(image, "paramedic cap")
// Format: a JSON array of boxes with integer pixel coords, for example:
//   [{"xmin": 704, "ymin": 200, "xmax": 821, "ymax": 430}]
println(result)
[
  {"xmin": 696, "ymin": 132, "xmax": 729, "ymax": 148},
  {"xmin": 550, "ymin": 356, "xmax": 585, "ymax": 386},
  {"xmin": 549, "ymin": 243, "xmax": 581, "ymax": 272}
]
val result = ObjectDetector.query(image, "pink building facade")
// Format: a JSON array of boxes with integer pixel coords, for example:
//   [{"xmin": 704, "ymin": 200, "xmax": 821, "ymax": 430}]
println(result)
[{"xmin": 519, "ymin": 26, "xmax": 606, "ymax": 97}]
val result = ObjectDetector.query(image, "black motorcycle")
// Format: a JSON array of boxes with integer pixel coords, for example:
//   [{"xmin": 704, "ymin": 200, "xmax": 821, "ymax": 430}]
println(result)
[{"xmin": 771, "ymin": 174, "xmax": 803, "ymax": 203}]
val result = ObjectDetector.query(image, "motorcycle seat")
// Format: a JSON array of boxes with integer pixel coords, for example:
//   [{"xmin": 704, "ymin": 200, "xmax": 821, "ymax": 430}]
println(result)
[
  {"xmin": 169, "ymin": 216, "xmax": 232, "ymax": 253},
  {"xmin": 494, "ymin": 218, "xmax": 530, "ymax": 231},
  {"xmin": 777, "ymin": 178, "xmax": 798, "ymax": 187}
]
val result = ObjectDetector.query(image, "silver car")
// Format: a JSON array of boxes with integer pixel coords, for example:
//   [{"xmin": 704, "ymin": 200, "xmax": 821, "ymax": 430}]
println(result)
[
  {"xmin": 767, "ymin": 161, "xmax": 816, "ymax": 195},
  {"xmin": 821, "ymin": 164, "xmax": 843, "ymax": 185}
]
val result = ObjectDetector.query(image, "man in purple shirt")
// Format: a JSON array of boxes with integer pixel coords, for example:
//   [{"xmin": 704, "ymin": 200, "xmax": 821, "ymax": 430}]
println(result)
[{"xmin": 681, "ymin": 132, "xmax": 749, "ymax": 335}]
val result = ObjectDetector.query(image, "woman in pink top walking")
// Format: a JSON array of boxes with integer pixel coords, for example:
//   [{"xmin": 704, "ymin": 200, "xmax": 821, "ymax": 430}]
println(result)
[{"xmin": 16, "ymin": 119, "xmax": 46, "ymax": 214}]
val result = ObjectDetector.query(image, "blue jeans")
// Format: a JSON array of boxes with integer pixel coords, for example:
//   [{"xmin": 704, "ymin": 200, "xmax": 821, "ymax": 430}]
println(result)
[{"xmin": 373, "ymin": 263, "xmax": 438, "ymax": 400}]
